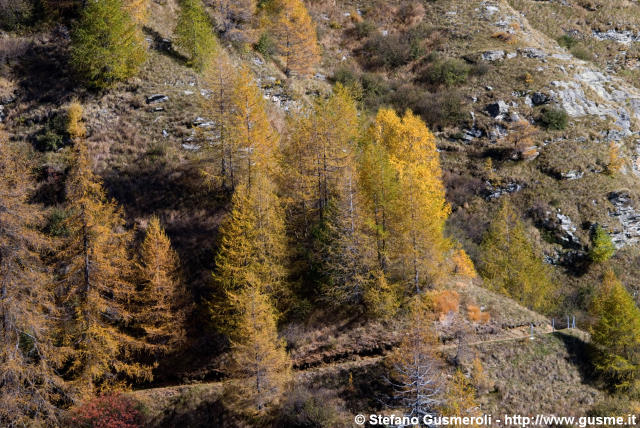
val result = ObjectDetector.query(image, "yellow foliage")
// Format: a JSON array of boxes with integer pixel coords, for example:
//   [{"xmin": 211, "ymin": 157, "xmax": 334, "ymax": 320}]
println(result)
[
  {"xmin": 124, "ymin": 0, "xmax": 150, "ymax": 26},
  {"xmin": 607, "ymin": 141, "xmax": 624, "ymax": 176},
  {"xmin": 60, "ymin": 139, "xmax": 150, "ymax": 395},
  {"xmin": 66, "ymin": 101, "xmax": 86, "ymax": 139},
  {"xmin": 270, "ymin": 0, "xmax": 320, "ymax": 76},
  {"xmin": 452, "ymin": 248, "xmax": 477, "ymax": 278},
  {"xmin": 440, "ymin": 370, "xmax": 480, "ymax": 422},
  {"xmin": 226, "ymin": 286, "xmax": 292, "ymax": 412},
  {"xmin": 136, "ymin": 216, "xmax": 187, "ymax": 353},
  {"xmin": 369, "ymin": 108, "xmax": 451, "ymax": 291}
]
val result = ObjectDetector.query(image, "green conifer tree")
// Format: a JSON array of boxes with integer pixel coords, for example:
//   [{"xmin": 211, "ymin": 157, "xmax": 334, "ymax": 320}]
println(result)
[
  {"xmin": 70, "ymin": 0, "xmax": 146, "ymax": 90},
  {"xmin": 590, "ymin": 270, "xmax": 640, "ymax": 390},
  {"xmin": 175, "ymin": 0, "xmax": 217, "ymax": 71},
  {"xmin": 479, "ymin": 199, "xmax": 556, "ymax": 312},
  {"xmin": 589, "ymin": 225, "xmax": 615, "ymax": 263}
]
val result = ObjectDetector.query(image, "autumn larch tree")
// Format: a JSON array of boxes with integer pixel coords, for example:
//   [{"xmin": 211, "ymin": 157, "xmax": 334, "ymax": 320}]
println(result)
[
  {"xmin": 59, "ymin": 139, "xmax": 150, "ymax": 395},
  {"xmin": 0, "ymin": 130, "xmax": 63, "ymax": 426},
  {"xmin": 270, "ymin": 0, "xmax": 320, "ymax": 76},
  {"xmin": 136, "ymin": 216, "xmax": 186, "ymax": 355},
  {"xmin": 212, "ymin": 172, "xmax": 288, "ymax": 330},
  {"xmin": 201, "ymin": 50, "xmax": 236, "ymax": 191},
  {"xmin": 589, "ymin": 225, "xmax": 615, "ymax": 263},
  {"xmin": 359, "ymin": 118, "xmax": 400, "ymax": 274},
  {"xmin": 229, "ymin": 65, "xmax": 277, "ymax": 189},
  {"xmin": 124, "ymin": 0, "xmax": 150, "ymax": 26},
  {"xmin": 590, "ymin": 269, "xmax": 640, "ymax": 391},
  {"xmin": 70, "ymin": 0, "xmax": 146, "ymax": 90},
  {"xmin": 281, "ymin": 84, "xmax": 359, "ymax": 238},
  {"xmin": 367, "ymin": 108, "xmax": 451, "ymax": 292},
  {"xmin": 479, "ymin": 198, "xmax": 556, "ymax": 312},
  {"xmin": 281, "ymin": 85, "xmax": 372, "ymax": 301},
  {"xmin": 387, "ymin": 298, "xmax": 443, "ymax": 418},
  {"xmin": 175, "ymin": 0, "xmax": 217, "ymax": 71},
  {"xmin": 226, "ymin": 285, "xmax": 291, "ymax": 413},
  {"xmin": 440, "ymin": 369, "xmax": 480, "ymax": 421}
]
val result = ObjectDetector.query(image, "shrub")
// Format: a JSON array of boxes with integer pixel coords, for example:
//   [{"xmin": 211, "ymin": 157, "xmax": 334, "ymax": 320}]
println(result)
[
  {"xmin": 274, "ymin": 386, "xmax": 348, "ymax": 427},
  {"xmin": 538, "ymin": 107, "xmax": 568, "ymax": 130},
  {"xmin": 254, "ymin": 32, "xmax": 277, "ymax": 58},
  {"xmin": 353, "ymin": 20, "xmax": 376, "ymax": 39},
  {"xmin": 589, "ymin": 225, "xmax": 615, "ymax": 263},
  {"xmin": 491, "ymin": 31, "xmax": 516, "ymax": 44},
  {"xmin": 44, "ymin": 208, "xmax": 69, "ymax": 237},
  {"xmin": 0, "ymin": 0, "xmax": 34, "ymax": 30},
  {"xmin": 420, "ymin": 58, "xmax": 470, "ymax": 87},
  {"xmin": 467, "ymin": 304, "xmax": 490, "ymax": 323},
  {"xmin": 571, "ymin": 45, "xmax": 593, "ymax": 61},
  {"xmin": 430, "ymin": 290, "xmax": 460, "ymax": 319},
  {"xmin": 416, "ymin": 90, "xmax": 467, "ymax": 129},
  {"xmin": 35, "ymin": 112, "xmax": 68, "ymax": 151},
  {"xmin": 557, "ymin": 34, "xmax": 578, "ymax": 49},
  {"xmin": 361, "ymin": 32, "xmax": 420, "ymax": 69},
  {"xmin": 68, "ymin": 393, "xmax": 144, "ymax": 428}
]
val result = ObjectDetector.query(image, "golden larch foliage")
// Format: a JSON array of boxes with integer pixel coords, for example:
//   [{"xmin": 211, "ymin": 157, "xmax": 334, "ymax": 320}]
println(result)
[
  {"xmin": 136, "ymin": 216, "xmax": 187, "ymax": 354},
  {"xmin": 590, "ymin": 269, "xmax": 640, "ymax": 390},
  {"xmin": 440, "ymin": 369, "xmax": 480, "ymax": 423},
  {"xmin": 201, "ymin": 50, "xmax": 236, "ymax": 191},
  {"xmin": 371, "ymin": 108, "xmax": 451, "ymax": 291},
  {"xmin": 452, "ymin": 248, "xmax": 477, "ymax": 278},
  {"xmin": 124, "ymin": 0, "xmax": 150, "ymax": 25},
  {"xmin": 607, "ymin": 141, "xmax": 624, "ymax": 176},
  {"xmin": 0, "ymin": 129, "xmax": 64, "ymax": 426},
  {"xmin": 230, "ymin": 65, "xmax": 277, "ymax": 189},
  {"xmin": 212, "ymin": 173, "xmax": 288, "ymax": 331},
  {"xmin": 479, "ymin": 198, "xmax": 556, "ymax": 312},
  {"xmin": 429, "ymin": 290, "xmax": 460, "ymax": 319},
  {"xmin": 59, "ymin": 139, "xmax": 150, "ymax": 396},
  {"xmin": 270, "ymin": 0, "xmax": 320, "ymax": 76},
  {"xmin": 226, "ymin": 285, "xmax": 291, "ymax": 412},
  {"xmin": 66, "ymin": 101, "xmax": 86, "ymax": 139}
]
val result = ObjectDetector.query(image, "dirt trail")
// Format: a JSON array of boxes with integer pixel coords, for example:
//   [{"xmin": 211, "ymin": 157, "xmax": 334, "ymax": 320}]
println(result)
[{"xmin": 133, "ymin": 326, "xmax": 585, "ymax": 399}]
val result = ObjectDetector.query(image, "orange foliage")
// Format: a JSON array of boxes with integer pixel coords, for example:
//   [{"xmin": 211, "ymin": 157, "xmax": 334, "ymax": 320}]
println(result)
[
  {"xmin": 491, "ymin": 31, "xmax": 517, "ymax": 44},
  {"xmin": 467, "ymin": 305, "xmax": 490, "ymax": 323},
  {"xmin": 431, "ymin": 290, "xmax": 460, "ymax": 318}
]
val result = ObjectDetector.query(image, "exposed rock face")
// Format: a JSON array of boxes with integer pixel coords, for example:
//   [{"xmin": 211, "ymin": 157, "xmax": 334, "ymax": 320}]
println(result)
[
  {"xmin": 531, "ymin": 92, "xmax": 549, "ymax": 106},
  {"xmin": 482, "ymin": 50, "xmax": 505, "ymax": 61},
  {"xmin": 519, "ymin": 47, "xmax": 546, "ymax": 59},
  {"xmin": 485, "ymin": 181, "xmax": 522, "ymax": 199},
  {"xmin": 548, "ymin": 70, "xmax": 640, "ymax": 138},
  {"xmin": 593, "ymin": 30, "xmax": 640, "ymax": 44},
  {"xmin": 533, "ymin": 208, "xmax": 582, "ymax": 249},
  {"xmin": 486, "ymin": 100, "xmax": 509, "ymax": 118},
  {"xmin": 146, "ymin": 94, "xmax": 169, "ymax": 104},
  {"xmin": 608, "ymin": 191, "xmax": 640, "ymax": 248}
]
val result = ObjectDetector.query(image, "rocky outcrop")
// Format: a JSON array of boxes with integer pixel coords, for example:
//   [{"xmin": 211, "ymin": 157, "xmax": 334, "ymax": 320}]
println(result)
[
  {"xmin": 593, "ymin": 30, "xmax": 640, "ymax": 45},
  {"xmin": 608, "ymin": 191, "xmax": 640, "ymax": 248}
]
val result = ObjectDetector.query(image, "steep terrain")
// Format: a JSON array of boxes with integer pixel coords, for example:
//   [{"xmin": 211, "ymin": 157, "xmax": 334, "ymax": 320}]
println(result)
[{"xmin": 3, "ymin": 0, "xmax": 640, "ymax": 424}]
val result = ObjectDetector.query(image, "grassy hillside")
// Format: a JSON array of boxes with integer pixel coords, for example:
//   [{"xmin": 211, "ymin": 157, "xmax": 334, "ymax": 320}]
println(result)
[{"xmin": 3, "ymin": 0, "xmax": 640, "ymax": 425}]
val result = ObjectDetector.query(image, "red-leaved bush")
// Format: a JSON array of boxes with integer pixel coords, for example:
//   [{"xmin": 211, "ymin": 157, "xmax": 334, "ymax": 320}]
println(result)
[{"xmin": 69, "ymin": 392, "xmax": 143, "ymax": 428}]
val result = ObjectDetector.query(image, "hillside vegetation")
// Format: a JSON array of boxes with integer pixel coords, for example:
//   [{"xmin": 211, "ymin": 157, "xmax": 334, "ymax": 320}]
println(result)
[{"xmin": 3, "ymin": 0, "xmax": 640, "ymax": 426}]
